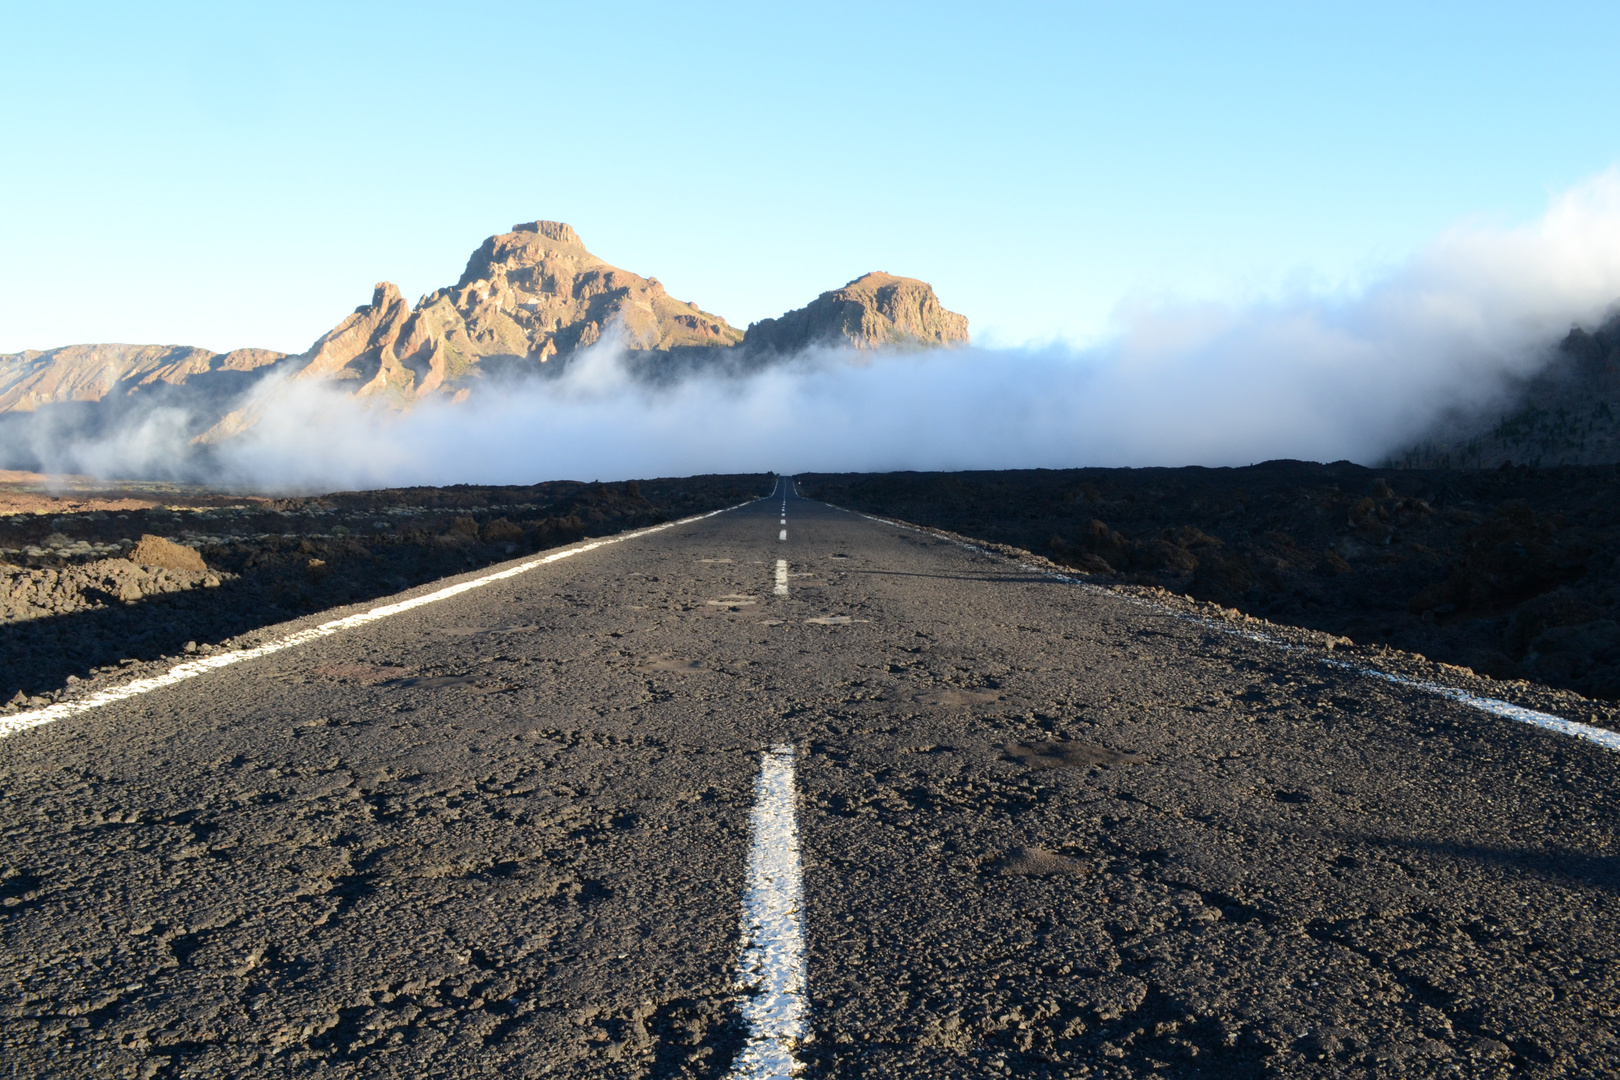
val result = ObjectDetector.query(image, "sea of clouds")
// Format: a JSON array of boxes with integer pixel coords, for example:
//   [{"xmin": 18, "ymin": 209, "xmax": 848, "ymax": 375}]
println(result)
[{"xmin": 16, "ymin": 170, "xmax": 1620, "ymax": 491}]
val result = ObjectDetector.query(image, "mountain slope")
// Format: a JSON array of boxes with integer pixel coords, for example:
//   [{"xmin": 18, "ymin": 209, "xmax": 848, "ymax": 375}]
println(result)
[{"xmin": 0, "ymin": 345, "xmax": 286, "ymax": 414}]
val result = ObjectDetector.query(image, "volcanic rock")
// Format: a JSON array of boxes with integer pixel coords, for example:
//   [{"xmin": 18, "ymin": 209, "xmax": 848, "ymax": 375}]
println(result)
[
  {"xmin": 744, "ymin": 272, "xmax": 969, "ymax": 354},
  {"xmin": 128, "ymin": 534, "xmax": 208, "ymax": 572},
  {"xmin": 1, "ymin": 557, "xmax": 225, "ymax": 623}
]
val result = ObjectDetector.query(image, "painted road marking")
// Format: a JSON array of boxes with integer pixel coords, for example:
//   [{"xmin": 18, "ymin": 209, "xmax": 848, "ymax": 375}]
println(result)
[
  {"xmin": 727, "ymin": 744, "xmax": 808, "ymax": 1079},
  {"xmin": 778, "ymin": 530, "xmax": 788, "ymax": 541},
  {"xmin": 847, "ymin": 509, "xmax": 1620, "ymax": 754},
  {"xmin": 775, "ymin": 560, "xmax": 789, "ymax": 596},
  {"xmin": 1331, "ymin": 662, "xmax": 1620, "ymax": 751},
  {"xmin": 0, "ymin": 503, "xmax": 754, "ymax": 741}
]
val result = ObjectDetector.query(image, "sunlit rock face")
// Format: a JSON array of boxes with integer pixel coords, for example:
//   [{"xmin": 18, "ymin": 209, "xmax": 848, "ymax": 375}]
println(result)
[
  {"xmin": 744, "ymin": 271, "xmax": 969, "ymax": 355},
  {"xmin": 291, "ymin": 221, "xmax": 745, "ymax": 402}
]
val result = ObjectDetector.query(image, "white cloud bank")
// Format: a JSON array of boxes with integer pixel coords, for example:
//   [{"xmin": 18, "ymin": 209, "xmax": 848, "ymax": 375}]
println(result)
[{"xmin": 27, "ymin": 170, "xmax": 1620, "ymax": 490}]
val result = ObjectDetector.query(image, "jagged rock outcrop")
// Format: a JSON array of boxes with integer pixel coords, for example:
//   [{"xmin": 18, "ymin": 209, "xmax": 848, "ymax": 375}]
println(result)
[
  {"xmin": 288, "ymin": 221, "xmax": 743, "ymax": 401},
  {"xmin": 744, "ymin": 271, "xmax": 969, "ymax": 355}
]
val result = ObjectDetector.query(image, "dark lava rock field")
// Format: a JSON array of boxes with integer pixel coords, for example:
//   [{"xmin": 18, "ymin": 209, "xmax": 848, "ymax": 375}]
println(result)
[{"xmin": 800, "ymin": 461, "xmax": 1620, "ymax": 703}]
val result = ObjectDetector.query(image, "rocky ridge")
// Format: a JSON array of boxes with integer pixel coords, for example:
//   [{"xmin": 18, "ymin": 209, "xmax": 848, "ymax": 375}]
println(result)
[
  {"xmin": 2, "ymin": 533, "xmax": 226, "ymax": 630},
  {"xmin": 2, "ymin": 221, "xmax": 970, "ymax": 458},
  {"xmin": 0, "ymin": 344, "xmax": 286, "ymax": 415}
]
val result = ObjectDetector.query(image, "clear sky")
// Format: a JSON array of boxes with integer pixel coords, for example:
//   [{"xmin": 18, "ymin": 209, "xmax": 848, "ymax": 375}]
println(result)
[{"xmin": 5, "ymin": 1, "xmax": 1620, "ymax": 356}]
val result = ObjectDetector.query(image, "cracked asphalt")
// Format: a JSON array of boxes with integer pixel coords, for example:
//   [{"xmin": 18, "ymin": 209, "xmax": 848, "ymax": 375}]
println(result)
[{"xmin": 2, "ymin": 480, "xmax": 1617, "ymax": 1078}]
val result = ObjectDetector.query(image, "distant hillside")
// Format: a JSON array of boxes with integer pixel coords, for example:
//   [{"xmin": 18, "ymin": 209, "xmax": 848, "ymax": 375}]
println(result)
[
  {"xmin": 1391, "ymin": 313, "xmax": 1620, "ymax": 469},
  {"xmin": 0, "ymin": 345, "xmax": 286, "ymax": 416}
]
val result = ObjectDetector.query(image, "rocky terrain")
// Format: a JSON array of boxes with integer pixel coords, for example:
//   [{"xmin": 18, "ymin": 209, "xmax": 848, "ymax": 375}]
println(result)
[
  {"xmin": 0, "ymin": 469, "xmax": 250, "ymax": 516},
  {"xmin": 3, "ymin": 535, "xmax": 224, "ymax": 627},
  {"xmin": 0, "ymin": 472, "xmax": 770, "ymax": 705},
  {"xmin": 1392, "ymin": 311, "xmax": 1620, "ymax": 468},
  {"xmin": 0, "ymin": 221, "xmax": 969, "ymax": 461},
  {"xmin": 801, "ymin": 461, "xmax": 1620, "ymax": 703}
]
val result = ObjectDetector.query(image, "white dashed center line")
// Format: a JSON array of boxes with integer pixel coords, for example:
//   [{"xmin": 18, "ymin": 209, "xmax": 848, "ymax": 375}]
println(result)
[
  {"xmin": 727, "ymin": 744, "xmax": 808, "ymax": 1078},
  {"xmin": 778, "ymin": 530, "xmax": 787, "ymax": 541},
  {"xmin": 775, "ymin": 560, "xmax": 789, "ymax": 596}
]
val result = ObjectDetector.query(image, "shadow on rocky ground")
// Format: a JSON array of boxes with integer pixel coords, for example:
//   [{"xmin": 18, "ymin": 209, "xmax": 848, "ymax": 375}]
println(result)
[
  {"xmin": 0, "ymin": 474, "xmax": 770, "ymax": 706},
  {"xmin": 801, "ymin": 461, "xmax": 1620, "ymax": 703}
]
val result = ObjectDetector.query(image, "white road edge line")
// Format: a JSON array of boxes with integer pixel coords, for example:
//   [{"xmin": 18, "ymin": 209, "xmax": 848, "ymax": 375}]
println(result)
[
  {"xmin": 844, "ymin": 509, "xmax": 1620, "ymax": 754},
  {"xmin": 0, "ymin": 501, "xmax": 753, "ymax": 741},
  {"xmin": 775, "ymin": 559, "xmax": 789, "ymax": 596},
  {"xmin": 727, "ymin": 744, "xmax": 808, "ymax": 1079}
]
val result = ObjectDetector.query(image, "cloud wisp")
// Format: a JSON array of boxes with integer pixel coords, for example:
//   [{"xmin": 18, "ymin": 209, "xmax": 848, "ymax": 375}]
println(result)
[{"xmin": 14, "ymin": 169, "xmax": 1620, "ymax": 490}]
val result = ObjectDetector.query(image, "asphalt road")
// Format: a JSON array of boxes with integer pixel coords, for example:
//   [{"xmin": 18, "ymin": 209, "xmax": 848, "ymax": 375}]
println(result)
[{"xmin": 3, "ymin": 479, "xmax": 1618, "ymax": 1079}]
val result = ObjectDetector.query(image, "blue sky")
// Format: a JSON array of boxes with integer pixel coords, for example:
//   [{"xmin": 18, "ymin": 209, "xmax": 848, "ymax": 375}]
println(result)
[{"xmin": 5, "ymin": 1, "xmax": 1620, "ymax": 355}]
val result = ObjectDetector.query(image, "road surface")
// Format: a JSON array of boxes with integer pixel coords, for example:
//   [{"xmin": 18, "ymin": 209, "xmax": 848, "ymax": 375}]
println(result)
[{"xmin": 3, "ymin": 478, "xmax": 1617, "ymax": 1078}]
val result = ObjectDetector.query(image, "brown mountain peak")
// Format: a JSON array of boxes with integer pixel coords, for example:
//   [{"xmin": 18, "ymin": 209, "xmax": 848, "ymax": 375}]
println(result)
[
  {"xmin": 512, "ymin": 220, "xmax": 582, "ymax": 246},
  {"xmin": 279, "ymin": 220, "xmax": 743, "ymax": 403},
  {"xmin": 365, "ymin": 282, "xmax": 406, "ymax": 311},
  {"xmin": 744, "ymin": 271, "xmax": 969, "ymax": 354}
]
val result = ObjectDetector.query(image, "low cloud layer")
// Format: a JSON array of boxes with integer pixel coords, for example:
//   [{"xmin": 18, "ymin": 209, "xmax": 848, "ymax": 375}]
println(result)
[{"xmin": 17, "ymin": 170, "xmax": 1620, "ymax": 490}]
